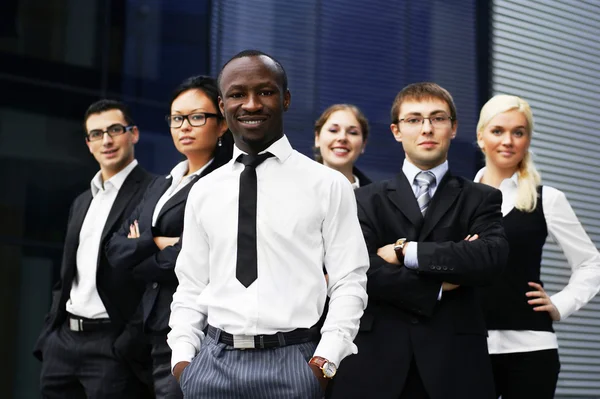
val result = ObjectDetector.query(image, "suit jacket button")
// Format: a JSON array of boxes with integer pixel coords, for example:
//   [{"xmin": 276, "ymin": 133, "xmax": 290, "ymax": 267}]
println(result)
[
  {"xmin": 430, "ymin": 265, "xmax": 435, "ymax": 270},
  {"xmin": 436, "ymin": 266, "xmax": 442, "ymax": 271},
  {"xmin": 442, "ymin": 266, "xmax": 448, "ymax": 271},
  {"xmin": 152, "ymin": 282, "xmax": 158, "ymax": 289},
  {"xmin": 410, "ymin": 317, "xmax": 419, "ymax": 324}
]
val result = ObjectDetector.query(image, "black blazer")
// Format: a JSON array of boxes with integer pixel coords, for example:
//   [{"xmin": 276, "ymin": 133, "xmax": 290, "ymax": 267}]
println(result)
[
  {"xmin": 328, "ymin": 172, "xmax": 508, "ymax": 399},
  {"xmin": 353, "ymin": 166, "xmax": 372, "ymax": 187},
  {"xmin": 33, "ymin": 165, "xmax": 154, "ymax": 364},
  {"xmin": 106, "ymin": 149, "xmax": 232, "ymax": 334}
]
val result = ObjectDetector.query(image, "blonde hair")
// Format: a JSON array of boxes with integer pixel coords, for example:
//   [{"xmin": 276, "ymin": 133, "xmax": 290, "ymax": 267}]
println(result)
[{"xmin": 477, "ymin": 95, "xmax": 541, "ymax": 212}]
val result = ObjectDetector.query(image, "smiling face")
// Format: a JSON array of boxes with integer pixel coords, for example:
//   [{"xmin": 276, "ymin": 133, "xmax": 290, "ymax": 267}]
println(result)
[
  {"xmin": 390, "ymin": 98, "xmax": 456, "ymax": 170},
  {"xmin": 478, "ymin": 109, "xmax": 531, "ymax": 174},
  {"xmin": 315, "ymin": 109, "xmax": 366, "ymax": 171},
  {"xmin": 170, "ymin": 89, "xmax": 227, "ymax": 157},
  {"xmin": 85, "ymin": 109, "xmax": 138, "ymax": 179},
  {"xmin": 218, "ymin": 55, "xmax": 290, "ymax": 154}
]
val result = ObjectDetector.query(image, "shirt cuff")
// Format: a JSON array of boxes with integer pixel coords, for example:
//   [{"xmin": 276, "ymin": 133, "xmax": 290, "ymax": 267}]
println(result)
[
  {"xmin": 313, "ymin": 331, "xmax": 357, "ymax": 368},
  {"xmin": 404, "ymin": 242, "xmax": 419, "ymax": 270},
  {"xmin": 170, "ymin": 341, "xmax": 198, "ymax": 373},
  {"xmin": 550, "ymin": 291, "xmax": 573, "ymax": 321}
]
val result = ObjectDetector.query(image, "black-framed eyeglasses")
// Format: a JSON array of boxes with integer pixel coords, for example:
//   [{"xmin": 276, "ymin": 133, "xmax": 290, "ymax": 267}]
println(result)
[
  {"xmin": 86, "ymin": 124, "xmax": 134, "ymax": 142},
  {"xmin": 166, "ymin": 112, "xmax": 220, "ymax": 128},
  {"xmin": 398, "ymin": 114, "xmax": 453, "ymax": 129}
]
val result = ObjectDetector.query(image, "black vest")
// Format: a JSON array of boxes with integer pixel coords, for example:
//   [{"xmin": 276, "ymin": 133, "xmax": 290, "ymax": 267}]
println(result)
[{"xmin": 482, "ymin": 186, "xmax": 554, "ymax": 332}]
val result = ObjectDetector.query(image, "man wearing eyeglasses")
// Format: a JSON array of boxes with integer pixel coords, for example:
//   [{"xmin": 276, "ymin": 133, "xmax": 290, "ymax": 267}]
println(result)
[
  {"xmin": 327, "ymin": 83, "xmax": 508, "ymax": 399},
  {"xmin": 34, "ymin": 99, "xmax": 154, "ymax": 398}
]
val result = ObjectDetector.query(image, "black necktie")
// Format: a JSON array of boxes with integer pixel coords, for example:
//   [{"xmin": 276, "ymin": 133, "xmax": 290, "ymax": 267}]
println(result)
[{"xmin": 236, "ymin": 152, "xmax": 274, "ymax": 287}]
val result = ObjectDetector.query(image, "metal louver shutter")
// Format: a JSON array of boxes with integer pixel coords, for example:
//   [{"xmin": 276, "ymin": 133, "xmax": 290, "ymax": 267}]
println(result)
[{"xmin": 491, "ymin": 1, "xmax": 600, "ymax": 397}]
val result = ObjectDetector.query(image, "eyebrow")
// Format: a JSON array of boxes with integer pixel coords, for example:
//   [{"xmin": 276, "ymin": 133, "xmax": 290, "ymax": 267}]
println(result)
[
  {"xmin": 404, "ymin": 110, "xmax": 448, "ymax": 116},
  {"xmin": 490, "ymin": 125, "xmax": 527, "ymax": 130},
  {"xmin": 171, "ymin": 108, "xmax": 210, "ymax": 114}
]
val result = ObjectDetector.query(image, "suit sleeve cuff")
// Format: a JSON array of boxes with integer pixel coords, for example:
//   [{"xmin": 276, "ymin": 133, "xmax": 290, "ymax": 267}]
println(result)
[
  {"xmin": 170, "ymin": 342, "xmax": 198, "ymax": 373},
  {"xmin": 404, "ymin": 242, "xmax": 419, "ymax": 269}
]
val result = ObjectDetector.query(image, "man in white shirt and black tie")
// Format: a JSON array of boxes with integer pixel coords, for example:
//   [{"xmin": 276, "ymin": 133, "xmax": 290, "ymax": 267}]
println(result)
[{"xmin": 168, "ymin": 50, "xmax": 369, "ymax": 398}]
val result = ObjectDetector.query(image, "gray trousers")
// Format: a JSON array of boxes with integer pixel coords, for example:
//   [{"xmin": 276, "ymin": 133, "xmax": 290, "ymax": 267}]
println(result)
[{"xmin": 180, "ymin": 328, "xmax": 323, "ymax": 398}]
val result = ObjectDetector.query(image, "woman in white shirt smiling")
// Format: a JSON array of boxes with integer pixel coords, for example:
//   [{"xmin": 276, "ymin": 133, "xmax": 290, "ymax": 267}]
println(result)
[
  {"xmin": 313, "ymin": 104, "xmax": 371, "ymax": 188},
  {"xmin": 475, "ymin": 94, "xmax": 600, "ymax": 399}
]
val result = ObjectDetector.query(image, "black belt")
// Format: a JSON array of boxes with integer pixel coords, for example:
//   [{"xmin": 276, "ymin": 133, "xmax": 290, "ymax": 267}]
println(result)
[
  {"xmin": 208, "ymin": 325, "xmax": 319, "ymax": 349},
  {"xmin": 66, "ymin": 313, "xmax": 113, "ymax": 332}
]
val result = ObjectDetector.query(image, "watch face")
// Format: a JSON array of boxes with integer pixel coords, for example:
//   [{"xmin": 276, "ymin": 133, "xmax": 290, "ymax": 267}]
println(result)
[{"xmin": 323, "ymin": 361, "xmax": 337, "ymax": 378}]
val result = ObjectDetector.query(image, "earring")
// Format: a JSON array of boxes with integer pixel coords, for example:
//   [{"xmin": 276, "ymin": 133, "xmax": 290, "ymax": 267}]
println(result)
[{"xmin": 218, "ymin": 137, "xmax": 222, "ymax": 147}]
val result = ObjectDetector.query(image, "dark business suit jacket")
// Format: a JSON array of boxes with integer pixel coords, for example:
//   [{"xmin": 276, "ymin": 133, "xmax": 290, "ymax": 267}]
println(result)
[
  {"xmin": 328, "ymin": 171, "xmax": 508, "ymax": 399},
  {"xmin": 106, "ymin": 156, "xmax": 230, "ymax": 334},
  {"xmin": 33, "ymin": 165, "xmax": 154, "ymax": 367}
]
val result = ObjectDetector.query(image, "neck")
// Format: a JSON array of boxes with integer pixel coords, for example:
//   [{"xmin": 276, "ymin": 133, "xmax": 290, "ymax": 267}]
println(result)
[
  {"xmin": 481, "ymin": 162, "xmax": 517, "ymax": 188},
  {"xmin": 186, "ymin": 151, "xmax": 213, "ymax": 176},
  {"xmin": 236, "ymin": 132, "xmax": 283, "ymax": 155},
  {"xmin": 325, "ymin": 162, "xmax": 355, "ymax": 184},
  {"xmin": 100, "ymin": 158, "xmax": 132, "ymax": 182}
]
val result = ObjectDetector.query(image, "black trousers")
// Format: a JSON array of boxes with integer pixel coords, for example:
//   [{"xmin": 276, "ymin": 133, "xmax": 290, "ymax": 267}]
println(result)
[
  {"xmin": 40, "ymin": 321, "xmax": 150, "ymax": 399},
  {"xmin": 491, "ymin": 349, "xmax": 560, "ymax": 399},
  {"xmin": 399, "ymin": 357, "xmax": 430, "ymax": 399},
  {"xmin": 149, "ymin": 336, "xmax": 183, "ymax": 399}
]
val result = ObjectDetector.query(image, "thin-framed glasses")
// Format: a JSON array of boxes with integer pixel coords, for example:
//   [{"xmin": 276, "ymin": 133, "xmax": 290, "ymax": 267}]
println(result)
[
  {"xmin": 399, "ymin": 114, "xmax": 453, "ymax": 130},
  {"xmin": 166, "ymin": 112, "xmax": 220, "ymax": 128},
  {"xmin": 87, "ymin": 124, "xmax": 133, "ymax": 142}
]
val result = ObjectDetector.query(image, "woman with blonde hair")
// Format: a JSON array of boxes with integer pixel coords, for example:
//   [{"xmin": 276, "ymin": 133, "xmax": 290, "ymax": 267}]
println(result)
[
  {"xmin": 475, "ymin": 94, "xmax": 600, "ymax": 398},
  {"xmin": 314, "ymin": 104, "xmax": 371, "ymax": 188}
]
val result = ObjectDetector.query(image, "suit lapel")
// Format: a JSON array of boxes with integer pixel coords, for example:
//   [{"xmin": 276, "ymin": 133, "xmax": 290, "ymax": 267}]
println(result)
[
  {"xmin": 155, "ymin": 174, "xmax": 199, "ymax": 223},
  {"xmin": 419, "ymin": 172, "xmax": 461, "ymax": 240},
  {"xmin": 63, "ymin": 192, "xmax": 92, "ymax": 282},
  {"xmin": 387, "ymin": 173, "xmax": 423, "ymax": 229},
  {"xmin": 101, "ymin": 166, "xmax": 143, "ymax": 242}
]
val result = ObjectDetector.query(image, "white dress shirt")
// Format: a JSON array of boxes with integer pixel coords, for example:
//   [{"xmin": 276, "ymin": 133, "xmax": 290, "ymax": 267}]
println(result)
[
  {"xmin": 351, "ymin": 174, "xmax": 360, "ymax": 190},
  {"xmin": 151, "ymin": 159, "xmax": 213, "ymax": 226},
  {"xmin": 402, "ymin": 159, "xmax": 449, "ymax": 268},
  {"xmin": 168, "ymin": 135, "xmax": 369, "ymax": 369},
  {"xmin": 67, "ymin": 159, "xmax": 138, "ymax": 319},
  {"xmin": 475, "ymin": 167, "xmax": 600, "ymax": 354}
]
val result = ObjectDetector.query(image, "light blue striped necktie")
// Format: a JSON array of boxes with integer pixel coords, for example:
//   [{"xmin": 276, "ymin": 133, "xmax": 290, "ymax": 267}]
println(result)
[{"xmin": 415, "ymin": 171, "xmax": 436, "ymax": 216}]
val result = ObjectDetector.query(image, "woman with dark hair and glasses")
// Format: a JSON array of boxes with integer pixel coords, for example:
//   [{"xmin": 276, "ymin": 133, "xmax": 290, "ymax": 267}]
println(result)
[{"xmin": 106, "ymin": 75, "xmax": 233, "ymax": 398}]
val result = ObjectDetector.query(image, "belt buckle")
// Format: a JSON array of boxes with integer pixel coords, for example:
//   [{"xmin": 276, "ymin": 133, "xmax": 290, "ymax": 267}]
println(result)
[
  {"xmin": 232, "ymin": 335, "xmax": 255, "ymax": 349},
  {"xmin": 69, "ymin": 318, "xmax": 83, "ymax": 332}
]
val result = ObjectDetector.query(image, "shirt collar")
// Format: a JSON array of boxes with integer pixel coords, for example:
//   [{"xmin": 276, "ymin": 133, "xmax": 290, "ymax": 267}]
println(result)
[
  {"xmin": 167, "ymin": 158, "xmax": 214, "ymax": 181},
  {"xmin": 351, "ymin": 174, "xmax": 360, "ymax": 190},
  {"xmin": 90, "ymin": 159, "xmax": 138, "ymax": 197},
  {"xmin": 231, "ymin": 134, "xmax": 293, "ymax": 168},
  {"xmin": 474, "ymin": 166, "xmax": 519, "ymax": 189},
  {"xmin": 402, "ymin": 159, "xmax": 448, "ymax": 186}
]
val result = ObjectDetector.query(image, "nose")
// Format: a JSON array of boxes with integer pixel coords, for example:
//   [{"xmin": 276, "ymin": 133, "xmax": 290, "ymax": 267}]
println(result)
[
  {"xmin": 242, "ymin": 93, "xmax": 262, "ymax": 112},
  {"xmin": 102, "ymin": 132, "xmax": 114, "ymax": 146},
  {"xmin": 180, "ymin": 117, "xmax": 192, "ymax": 131},
  {"xmin": 421, "ymin": 118, "xmax": 433, "ymax": 134},
  {"xmin": 501, "ymin": 133, "xmax": 513, "ymax": 146}
]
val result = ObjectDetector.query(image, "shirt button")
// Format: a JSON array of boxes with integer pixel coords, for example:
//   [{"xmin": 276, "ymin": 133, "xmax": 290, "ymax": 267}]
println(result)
[{"xmin": 152, "ymin": 282, "xmax": 158, "ymax": 289}]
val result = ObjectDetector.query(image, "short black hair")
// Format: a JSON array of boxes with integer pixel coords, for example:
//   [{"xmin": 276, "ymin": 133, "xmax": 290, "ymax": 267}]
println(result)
[
  {"xmin": 217, "ymin": 49, "xmax": 288, "ymax": 93},
  {"xmin": 83, "ymin": 99, "xmax": 135, "ymax": 133},
  {"xmin": 169, "ymin": 75, "xmax": 223, "ymax": 118}
]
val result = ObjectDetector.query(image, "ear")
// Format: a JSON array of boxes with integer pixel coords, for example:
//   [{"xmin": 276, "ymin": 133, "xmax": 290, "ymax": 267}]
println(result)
[
  {"xmin": 314, "ymin": 131, "xmax": 320, "ymax": 148},
  {"xmin": 86, "ymin": 138, "xmax": 93, "ymax": 154},
  {"xmin": 361, "ymin": 139, "xmax": 367, "ymax": 154},
  {"xmin": 218, "ymin": 96, "xmax": 225, "ymax": 116},
  {"xmin": 390, "ymin": 123, "xmax": 402, "ymax": 143},
  {"xmin": 450, "ymin": 120, "xmax": 457, "ymax": 140},
  {"xmin": 218, "ymin": 118, "xmax": 228, "ymax": 137},
  {"xmin": 476, "ymin": 131, "xmax": 485, "ymax": 151},
  {"xmin": 283, "ymin": 90, "xmax": 291, "ymax": 112},
  {"xmin": 130, "ymin": 126, "xmax": 140, "ymax": 144}
]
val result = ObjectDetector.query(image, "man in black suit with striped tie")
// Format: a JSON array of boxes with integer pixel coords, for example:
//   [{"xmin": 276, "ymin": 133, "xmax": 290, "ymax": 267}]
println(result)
[{"xmin": 327, "ymin": 82, "xmax": 509, "ymax": 399}]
